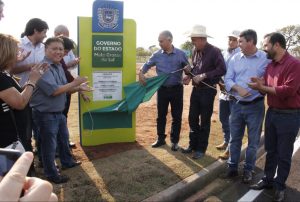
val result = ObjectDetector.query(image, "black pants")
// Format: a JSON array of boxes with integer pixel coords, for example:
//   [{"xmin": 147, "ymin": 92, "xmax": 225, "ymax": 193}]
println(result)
[
  {"xmin": 263, "ymin": 108, "xmax": 300, "ymax": 190},
  {"xmin": 63, "ymin": 93, "xmax": 72, "ymax": 118},
  {"xmin": 19, "ymin": 106, "xmax": 33, "ymax": 152},
  {"xmin": 188, "ymin": 87, "xmax": 217, "ymax": 152},
  {"xmin": 156, "ymin": 85, "xmax": 183, "ymax": 144}
]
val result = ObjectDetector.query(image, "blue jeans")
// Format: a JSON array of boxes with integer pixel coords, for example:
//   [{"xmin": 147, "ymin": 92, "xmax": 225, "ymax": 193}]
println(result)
[
  {"xmin": 157, "ymin": 85, "xmax": 183, "ymax": 143},
  {"xmin": 263, "ymin": 108, "xmax": 300, "ymax": 190},
  {"xmin": 219, "ymin": 99, "xmax": 231, "ymax": 144},
  {"xmin": 32, "ymin": 110, "xmax": 75, "ymax": 178},
  {"xmin": 188, "ymin": 87, "xmax": 217, "ymax": 152},
  {"xmin": 228, "ymin": 99, "xmax": 265, "ymax": 172}
]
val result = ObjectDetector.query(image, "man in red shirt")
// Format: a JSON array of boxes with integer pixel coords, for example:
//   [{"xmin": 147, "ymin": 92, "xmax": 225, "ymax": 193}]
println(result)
[{"xmin": 248, "ymin": 32, "xmax": 300, "ymax": 202}]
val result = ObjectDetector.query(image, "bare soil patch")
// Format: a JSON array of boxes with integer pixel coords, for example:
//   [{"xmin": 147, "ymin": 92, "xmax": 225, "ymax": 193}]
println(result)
[{"xmin": 38, "ymin": 64, "xmax": 224, "ymax": 201}]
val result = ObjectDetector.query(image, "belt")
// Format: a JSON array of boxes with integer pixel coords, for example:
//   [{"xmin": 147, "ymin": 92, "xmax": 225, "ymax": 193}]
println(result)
[
  {"xmin": 238, "ymin": 97, "xmax": 264, "ymax": 105},
  {"xmin": 161, "ymin": 84, "xmax": 182, "ymax": 89},
  {"xmin": 269, "ymin": 107, "xmax": 300, "ymax": 114},
  {"xmin": 193, "ymin": 84, "xmax": 216, "ymax": 90},
  {"xmin": 32, "ymin": 109, "xmax": 62, "ymax": 114},
  {"xmin": 47, "ymin": 111, "xmax": 62, "ymax": 114}
]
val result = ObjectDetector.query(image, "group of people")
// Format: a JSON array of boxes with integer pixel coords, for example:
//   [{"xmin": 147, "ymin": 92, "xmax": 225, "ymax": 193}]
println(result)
[
  {"xmin": 0, "ymin": 0, "xmax": 92, "ymax": 190},
  {"xmin": 1, "ymin": 0, "xmax": 300, "ymax": 200},
  {"xmin": 140, "ymin": 25, "xmax": 300, "ymax": 202}
]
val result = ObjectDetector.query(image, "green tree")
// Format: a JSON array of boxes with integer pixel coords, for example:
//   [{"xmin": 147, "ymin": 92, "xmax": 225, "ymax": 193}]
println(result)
[
  {"xmin": 180, "ymin": 40, "xmax": 193, "ymax": 58},
  {"xmin": 278, "ymin": 25, "xmax": 300, "ymax": 56},
  {"xmin": 136, "ymin": 47, "xmax": 150, "ymax": 56},
  {"xmin": 148, "ymin": 45, "xmax": 159, "ymax": 54}
]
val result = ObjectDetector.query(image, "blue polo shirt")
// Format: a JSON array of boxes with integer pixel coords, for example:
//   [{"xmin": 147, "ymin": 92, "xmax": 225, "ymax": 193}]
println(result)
[
  {"xmin": 141, "ymin": 47, "xmax": 189, "ymax": 86},
  {"xmin": 30, "ymin": 57, "xmax": 67, "ymax": 112}
]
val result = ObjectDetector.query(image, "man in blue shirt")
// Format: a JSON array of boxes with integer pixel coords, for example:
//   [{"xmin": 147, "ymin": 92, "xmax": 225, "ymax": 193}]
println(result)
[
  {"xmin": 139, "ymin": 30, "xmax": 189, "ymax": 151},
  {"xmin": 224, "ymin": 29, "xmax": 270, "ymax": 183},
  {"xmin": 31, "ymin": 37, "xmax": 92, "ymax": 184}
]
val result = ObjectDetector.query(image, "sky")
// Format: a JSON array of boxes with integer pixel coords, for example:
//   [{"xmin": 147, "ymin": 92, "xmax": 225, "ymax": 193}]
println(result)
[{"xmin": 1, "ymin": 0, "xmax": 300, "ymax": 50}]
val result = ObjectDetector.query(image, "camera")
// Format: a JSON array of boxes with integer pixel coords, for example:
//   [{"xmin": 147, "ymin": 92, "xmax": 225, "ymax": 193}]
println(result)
[{"xmin": 0, "ymin": 148, "xmax": 22, "ymax": 176}]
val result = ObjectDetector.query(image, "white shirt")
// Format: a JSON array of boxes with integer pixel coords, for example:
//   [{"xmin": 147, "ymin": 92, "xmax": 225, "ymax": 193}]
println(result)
[
  {"xmin": 219, "ymin": 47, "xmax": 240, "ymax": 101},
  {"xmin": 16, "ymin": 36, "xmax": 45, "ymax": 86},
  {"xmin": 63, "ymin": 50, "xmax": 76, "ymax": 64}
]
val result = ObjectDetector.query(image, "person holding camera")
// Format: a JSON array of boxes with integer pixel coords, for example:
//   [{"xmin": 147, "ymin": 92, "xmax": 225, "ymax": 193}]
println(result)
[{"xmin": 0, "ymin": 152, "xmax": 58, "ymax": 201}]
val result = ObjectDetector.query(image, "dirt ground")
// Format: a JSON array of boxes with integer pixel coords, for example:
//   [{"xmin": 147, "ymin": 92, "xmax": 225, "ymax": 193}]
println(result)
[
  {"xmin": 68, "ymin": 65, "xmax": 220, "ymax": 160},
  {"xmin": 47, "ymin": 64, "xmax": 223, "ymax": 201}
]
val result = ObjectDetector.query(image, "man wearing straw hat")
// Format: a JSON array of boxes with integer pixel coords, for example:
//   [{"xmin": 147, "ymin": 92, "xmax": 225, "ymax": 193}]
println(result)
[
  {"xmin": 139, "ymin": 30, "xmax": 189, "ymax": 151},
  {"xmin": 181, "ymin": 25, "xmax": 226, "ymax": 159}
]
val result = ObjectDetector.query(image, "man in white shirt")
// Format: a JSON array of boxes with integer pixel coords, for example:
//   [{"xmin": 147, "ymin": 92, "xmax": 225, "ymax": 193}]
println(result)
[
  {"xmin": 54, "ymin": 24, "xmax": 79, "ymax": 69},
  {"xmin": 11, "ymin": 18, "xmax": 48, "ymax": 87},
  {"xmin": 10, "ymin": 18, "xmax": 48, "ymax": 161}
]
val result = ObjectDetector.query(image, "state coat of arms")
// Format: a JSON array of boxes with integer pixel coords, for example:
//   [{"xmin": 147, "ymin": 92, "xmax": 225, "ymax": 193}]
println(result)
[{"xmin": 98, "ymin": 7, "xmax": 119, "ymax": 29}]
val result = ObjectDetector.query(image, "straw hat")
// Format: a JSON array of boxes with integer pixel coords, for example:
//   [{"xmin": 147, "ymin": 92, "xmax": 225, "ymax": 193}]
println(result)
[
  {"xmin": 228, "ymin": 30, "xmax": 240, "ymax": 39},
  {"xmin": 188, "ymin": 25, "xmax": 212, "ymax": 38}
]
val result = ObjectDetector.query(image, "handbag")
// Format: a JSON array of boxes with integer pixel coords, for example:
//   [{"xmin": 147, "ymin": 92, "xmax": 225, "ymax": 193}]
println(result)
[
  {"xmin": 5, "ymin": 140, "xmax": 25, "ymax": 153},
  {"xmin": 4, "ymin": 107, "xmax": 25, "ymax": 153}
]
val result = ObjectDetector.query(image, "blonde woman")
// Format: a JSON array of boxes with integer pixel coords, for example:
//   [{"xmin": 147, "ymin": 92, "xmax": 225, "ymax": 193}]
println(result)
[{"xmin": 0, "ymin": 34, "xmax": 47, "ymax": 149}]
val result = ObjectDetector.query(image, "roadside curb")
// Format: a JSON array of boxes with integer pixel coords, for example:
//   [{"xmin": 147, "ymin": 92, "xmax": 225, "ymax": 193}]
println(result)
[{"xmin": 143, "ymin": 133, "xmax": 265, "ymax": 202}]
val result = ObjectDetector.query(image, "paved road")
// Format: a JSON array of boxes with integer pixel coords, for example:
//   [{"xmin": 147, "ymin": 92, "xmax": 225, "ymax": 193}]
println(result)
[{"xmin": 185, "ymin": 134, "xmax": 300, "ymax": 202}]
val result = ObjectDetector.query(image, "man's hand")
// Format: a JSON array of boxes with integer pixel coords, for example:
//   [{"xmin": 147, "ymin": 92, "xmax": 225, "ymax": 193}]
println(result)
[
  {"xmin": 138, "ymin": 71, "xmax": 146, "ymax": 86},
  {"xmin": 67, "ymin": 57, "xmax": 80, "ymax": 69},
  {"xmin": 183, "ymin": 75, "xmax": 191, "ymax": 85},
  {"xmin": 73, "ymin": 76, "xmax": 88, "ymax": 86},
  {"xmin": 17, "ymin": 49, "xmax": 31, "ymax": 62},
  {"xmin": 183, "ymin": 64, "xmax": 192, "ymax": 75},
  {"xmin": 235, "ymin": 85, "xmax": 251, "ymax": 97},
  {"xmin": 248, "ymin": 77, "xmax": 265, "ymax": 91},
  {"xmin": 80, "ymin": 92, "xmax": 91, "ymax": 102},
  {"xmin": 78, "ymin": 82, "xmax": 93, "ymax": 92},
  {"xmin": 218, "ymin": 82, "xmax": 226, "ymax": 92},
  {"xmin": 192, "ymin": 73, "xmax": 206, "ymax": 85}
]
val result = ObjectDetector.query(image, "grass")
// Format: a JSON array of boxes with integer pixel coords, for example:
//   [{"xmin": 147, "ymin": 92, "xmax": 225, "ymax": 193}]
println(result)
[
  {"xmin": 42, "ymin": 64, "xmax": 249, "ymax": 201},
  {"xmin": 46, "ymin": 114, "xmax": 228, "ymax": 202}
]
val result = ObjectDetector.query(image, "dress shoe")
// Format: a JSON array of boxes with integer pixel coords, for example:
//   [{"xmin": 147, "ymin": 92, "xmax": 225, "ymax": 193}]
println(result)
[
  {"xmin": 242, "ymin": 170, "xmax": 253, "ymax": 184},
  {"xmin": 62, "ymin": 161, "xmax": 82, "ymax": 170},
  {"xmin": 192, "ymin": 151, "xmax": 204, "ymax": 159},
  {"xmin": 151, "ymin": 140, "xmax": 166, "ymax": 148},
  {"xmin": 216, "ymin": 142, "xmax": 228, "ymax": 150},
  {"xmin": 47, "ymin": 174, "xmax": 69, "ymax": 184},
  {"xmin": 171, "ymin": 143, "xmax": 180, "ymax": 151},
  {"xmin": 223, "ymin": 169, "xmax": 238, "ymax": 179},
  {"xmin": 249, "ymin": 180, "xmax": 273, "ymax": 190},
  {"xmin": 218, "ymin": 150, "xmax": 229, "ymax": 160},
  {"xmin": 69, "ymin": 141, "xmax": 76, "ymax": 148},
  {"xmin": 273, "ymin": 190, "xmax": 285, "ymax": 202},
  {"xmin": 181, "ymin": 146, "xmax": 193, "ymax": 154}
]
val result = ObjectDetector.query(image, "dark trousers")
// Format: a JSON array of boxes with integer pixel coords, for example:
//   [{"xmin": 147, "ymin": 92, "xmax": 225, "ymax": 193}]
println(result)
[
  {"xmin": 263, "ymin": 108, "xmax": 300, "ymax": 190},
  {"xmin": 63, "ymin": 93, "xmax": 71, "ymax": 118},
  {"xmin": 156, "ymin": 85, "xmax": 183, "ymax": 143},
  {"xmin": 32, "ymin": 110, "xmax": 75, "ymax": 178},
  {"xmin": 219, "ymin": 99, "xmax": 231, "ymax": 143},
  {"xmin": 19, "ymin": 106, "xmax": 33, "ymax": 152},
  {"xmin": 188, "ymin": 87, "xmax": 217, "ymax": 152}
]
